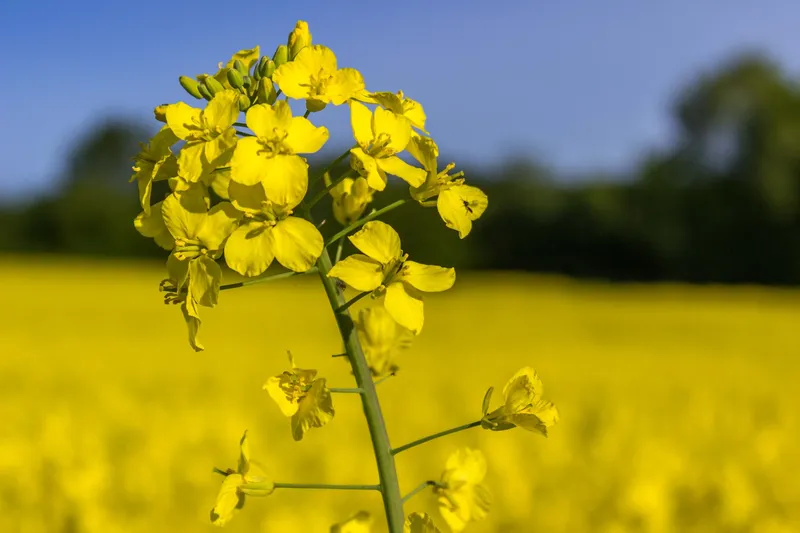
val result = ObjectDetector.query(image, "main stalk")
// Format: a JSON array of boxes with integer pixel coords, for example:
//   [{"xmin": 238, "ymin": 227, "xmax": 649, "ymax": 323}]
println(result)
[{"xmin": 316, "ymin": 249, "xmax": 405, "ymax": 532}]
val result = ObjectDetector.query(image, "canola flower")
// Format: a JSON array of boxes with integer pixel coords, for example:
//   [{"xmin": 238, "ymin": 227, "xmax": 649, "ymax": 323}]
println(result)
[{"xmin": 126, "ymin": 19, "xmax": 558, "ymax": 533}]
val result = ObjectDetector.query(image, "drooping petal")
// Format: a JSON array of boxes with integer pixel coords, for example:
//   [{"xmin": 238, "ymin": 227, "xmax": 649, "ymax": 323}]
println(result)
[
  {"xmin": 161, "ymin": 188, "xmax": 208, "ymax": 241},
  {"xmin": 134, "ymin": 201, "xmax": 174, "ymax": 250},
  {"xmin": 400, "ymin": 261, "xmax": 455, "ymax": 293},
  {"xmin": 349, "ymin": 101, "xmax": 375, "ymax": 148},
  {"xmin": 237, "ymin": 430, "xmax": 252, "ymax": 474},
  {"xmin": 285, "ymin": 117, "xmax": 329, "ymax": 154},
  {"xmin": 348, "ymin": 220, "xmax": 401, "ymax": 264},
  {"xmin": 264, "ymin": 374, "xmax": 300, "ymax": 417},
  {"xmin": 197, "ymin": 201, "xmax": 240, "ymax": 250},
  {"xmin": 272, "ymin": 216, "xmax": 323, "ymax": 272},
  {"xmin": 210, "ymin": 473, "xmax": 245, "ymax": 526},
  {"xmin": 384, "ymin": 281, "xmax": 424, "ymax": 334},
  {"xmin": 261, "ymin": 155, "xmax": 308, "ymax": 209},
  {"xmin": 376, "ymin": 156, "xmax": 427, "ymax": 188},
  {"xmin": 230, "ymin": 137, "xmax": 269, "ymax": 186},
  {"xmin": 246, "ymin": 102, "xmax": 292, "ymax": 138},
  {"xmin": 224, "ymin": 222, "xmax": 275, "ymax": 277},
  {"xmin": 181, "ymin": 295, "xmax": 203, "ymax": 352},
  {"xmin": 327, "ymin": 255, "xmax": 384, "ymax": 292},
  {"xmin": 437, "ymin": 185, "xmax": 488, "ymax": 238},
  {"xmin": 291, "ymin": 378, "xmax": 334, "ymax": 441},
  {"xmin": 189, "ymin": 255, "xmax": 222, "ymax": 308},
  {"xmin": 165, "ymin": 102, "xmax": 202, "ymax": 140},
  {"xmin": 203, "ymin": 90, "xmax": 240, "ymax": 130}
]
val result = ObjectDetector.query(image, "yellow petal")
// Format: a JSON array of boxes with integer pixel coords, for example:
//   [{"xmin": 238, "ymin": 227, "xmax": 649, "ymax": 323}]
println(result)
[
  {"xmin": 264, "ymin": 374, "xmax": 300, "ymax": 417},
  {"xmin": 444, "ymin": 448, "xmax": 487, "ymax": 485},
  {"xmin": 285, "ymin": 116, "xmax": 329, "ymax": 154},
  {"xmin": 165, "ymin": 102, "xmax": 202, "ymax": 140},
  {"xmin": 189, "ymin": 255, "xmax": 221, "ymax": 308},
  {"xmin": 349, "ymin": 101, "xmax": 375, "ymax": 148},
  {"xmin": 404, "ymin": 513, "xmax": 441, "ymax": 533},
  {"xmin": 203, "ymin": 90, "xmax": 240, "ymax": 130},
  {"xmin": 161, "ymin": 188, "xmax": 207, "ymax": 241},
  {"xmin": 237, "ymin": 430, "xmax": 252, "ymax": 474},
  {"xmin": 384, "ymin": 281, "xmax": 424, "ymax": 334},
  {"xmin": 228, "ymin": 180, "xmax": 268, "ymax": 214},
  {"xmin": 373, "ymin": 107, "xmax": 411, "ymax": 153},
  {"xmin": 210, "ymin": 473, "xmax": 245, "ymax": 527},
  {"xmin": 197, "ymin": 202, "xmax": 240, "ymax": 250},
  {"xmin": 357, "ymin": 305, "xmax": 412, "ymax": 377},
  {"xmin": 332, "ymin": 511, "xmax": 373, "ymax": 533},
  {"xmin": 224, "ymin": 222, "xmax": 275, "ymax": 277},
  {"xmin": 291, "ymin": 378, "xmax": 334, "ymax": 441},
  {"xmin": 246, "ymin": 102, "xmax": 292, "ymax": 138},
  {"xmin": 406, "ymin": 133, "xmax": 438, "ymax": 172},
  {"xmin": 400, "ymin": 261, "xmax": 455, "ymax": 293},
  {"xmin": 177, "ymin": 141, "xmax": 206, "ymax": 183},
  {"xmin": 502, "ymin": 367, "xmax": 544, "ymax": 411},
  {"xmin": 348, "ymin": 220, "xmax": 401, "ymax": 264},
  {"xmin": 328, "ymin": 67, "xmax": 366, "ymax": 105},
  {"xmin": 437, "ymin": 185, "xmax": 488, "ymax": 238},
  {"xmin": 261, "ymin": 155, "xmax": 308, "ymax": 209},
  {"xmin": 272, "ymin": 60, "xmax": 313, "ymax": 100},
  {"xmin": 210, "ymin": 168, "xmax": 232, "ymax": 199},
  {"xmin": 511, "ymin": 401, "xmax": 560, "ymax": 436},
  {"xmin": 203, "ymin": 129, "xmax": 237, "ymax": 168},
  {"xmin": 272, "ymin": 216, "xmax": 323, "ymax": 272},
  {"xmin": 402, "ymin": 97, "xmax": 427, "ymax": 132},
  {"xmin": 181, "ymin": 297, "xmax": 204, "ymax": 352},
  {"xmin": 134, "ymin": 201, "xmax": 174, "ymax": 250},
  {"xmin": 327, "ymin": 255, "xmax": 384, "ymax": 292},
  {"xmin": 231, "ymin": 137, "xmax": 269, "ymax": 186},
  {"xmin": 376, "ymin": 156, "xmax": 427, "ymax": 188},
  {"xmin": 167, "ymin": 253, "xmax": 189, "ymax": 288},
  {"xmin": 350, "ymin": 148, "xmax": 386, "ymax": 191}
]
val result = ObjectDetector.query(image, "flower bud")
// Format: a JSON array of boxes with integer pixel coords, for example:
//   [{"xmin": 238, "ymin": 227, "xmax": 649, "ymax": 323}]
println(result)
[
  {"xmin": 238, "ymin": 94, "xmax": 251, "ymax": 111},
  {"xmin": 272, "ymin": 44, "xmax": 288, "ymax": 68},
  {"xmin": 226, "ymin": 68, "xmax": 244, "ymax": 89},
  {"xmin": 306, "ymin": 99, "xmax": 327, "ymax": 113},
  {"xmin": 197, "ymin": 83, "xmax": 213, "ymax": 100},
  {"xmin": 233, "ymin": 59, "xmax": 248, "ymax": 76},
  {"xmin": 179, "ymin": 76, "xmax": 203, "ymax": 99},
  {"xmin": 256, "ymin": 56, "xmax": 269, "ymax": 79},
  {"xmin": 288, "ymin": 20, "xmax": 311, "ymax": 60},
  {"xmin": 258, "ymin": 80, "xmax": 277, "ymax": 105},
  {"xmin": 241, "ymin": 75, "xmax": 252, "ymax": 89},
  {"xmin": 204, "ymin": 76, "xmax": 225, "ymax": 96},
  {"xmin": 153, "ymin": 104, "xmax": 168, "ymax": 123}
]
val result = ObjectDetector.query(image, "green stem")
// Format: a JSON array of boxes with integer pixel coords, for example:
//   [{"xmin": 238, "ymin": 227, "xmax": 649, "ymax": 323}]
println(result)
[
  {"xmin": 316, "ymin": 249, "xmax": 405, "ymax": 532},
  {"xmin": 303, "ymin": 109, "xmax": 311, "ymax": 118},
  {"xmin": 329, "ymin": 387, "xmax": 363, "ymax": 394},
  {"xmin": 325, "ymin": 200, "xmax": 407, "ymax": 247},
  {"xmin": 273, "ymin": 482, "xmax": 379, "ymax": 491},
  {"xmin": 219, "ymin": 268, "xmax": 317, "ymax": 292},
  {"xmin": 391, "ymin": 421, "xmax": 482, "ymax": 456},
  {"xmin": 401, "ymin": 480, "xmax": 444, "ymax": 504},
  {"xmin": 373, "ymin": 373, "xmax": 394, "ymax": 386},
  {"xmin": 310, "ymin": 147, "xmax": 354, "ymax": 187},
  {"xmin": 334, "ymin": 238, "xmax": 345, "ymax": 264},
  {"xmin": 336, "ymin": 291, "xmax": 370, "ymax": 313}
]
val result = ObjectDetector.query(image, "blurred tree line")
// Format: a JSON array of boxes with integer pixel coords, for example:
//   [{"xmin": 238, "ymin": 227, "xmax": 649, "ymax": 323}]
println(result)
[{"xmin": 2, "ymin": 53, "xmax": 800, "ymax": 284}]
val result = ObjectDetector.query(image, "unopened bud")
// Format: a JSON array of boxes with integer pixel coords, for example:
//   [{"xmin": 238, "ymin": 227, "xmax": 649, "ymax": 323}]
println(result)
[
  {"xmin": 227, "ymin": 68, "xmax": 244, "ymax": 89},
  {"xmin": 256, "ymin": 56, "xmax": 270, "ymax": 79},
  {"xmin": 306, "ymin": 99, "xmax": 327, "ymax": 113},
  {"xmin": 241, "ymin": 75, "xmax": 252, "ymax": 89},
  {"xmin": 179, "ymin": 76, "xmax": 203, "ymax": 99},
  {"xmin": 153, "ymin": 104, "xmax": 168, "ymax": 123},
  {"xmin": 353, "ymin": 177, "xmax": 370, "ymax": 197},
  {"xmin": 197, "ymin": 83, "xmax": 213, "ymax": 100},
  {"xmin": 238, "ymin": 94, "xmax": 251, "ymax": 111},
  {"xmin": 204, "ymin": 76, "xmax": 225, "ymax": 96},
  {"xmin": 258, "ymin": 80, "xmax": 277, "ymax": 105},
  {"xmin": 272, "ymin": 44, "xmax": 288, "ymax": 68},
  {"xmin": 288, "ymin": 20, "xmax": 312, "ymax": 60},
  {"xmin": 233, "ymin": 59, "xmax": 248, "ymax": 76}
]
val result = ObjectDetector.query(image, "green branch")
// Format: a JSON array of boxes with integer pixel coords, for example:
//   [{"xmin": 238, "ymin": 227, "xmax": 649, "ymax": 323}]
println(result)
[
  {"xmin": 391, "ymin": 421, "xmax": 482, "ymax": 456},
  {"xmin": 336, "ymin": 291, "xmax": 371, "ymax": 313},
  {"xmin": 401, "ymin": 480, "xmax": 445, "ymax": 504},
  {"xmin": 325, "ymin": 200, "xmax": 407, "ymax": 247},
  {"xmin": 274, "ymin": 482, "xmax": 379, "ymax": 491}
]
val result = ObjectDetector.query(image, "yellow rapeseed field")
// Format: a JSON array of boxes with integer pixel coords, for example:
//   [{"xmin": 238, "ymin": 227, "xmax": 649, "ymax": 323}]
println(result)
[{"xmin": 1, "ymin": 258, "xmax": 798, "ymax": 533}]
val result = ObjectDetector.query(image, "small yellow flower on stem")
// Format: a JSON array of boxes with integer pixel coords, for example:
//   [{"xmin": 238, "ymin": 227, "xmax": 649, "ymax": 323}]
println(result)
[
  {"xmin": 331, "ymin": 511, "xmax": 373, "ymax": 533},
  {"xmin": 481, "ymin": 367, "xmax": 560, "ymax": 435},
  {"xmin": 130, "ymin": 126, "xmax": 178, "ymax": 213},
  {"xmin": 224, "ymin": 176, "xmax": 323, "ymax": 276},
  {"xmin": 288, "ymin": 20, "xmax": 312, "ymax": 61},
  {"xmin": 210, "ymin": 431, "xmax": 274, "ymax": 527},
  {"xmin": 349, "ymin": 101, "xmax": 427, "ymax": 191},
  {"xmin": 165, "ymin": 90, "xmax": 240, "ymax": 182},
  {"xmin": 362, "ymin": 90, "xmax": 428, "ymax": 133},
  {"xmin": 230, "ymin": 100, "xmax": 329, "ymax": 192},
  {"xmin": 328, "ymin": 221, "xmax": 454, "ymax": 334},
  {"xmin": 407, "ymin": 134, "xmax": 488, "ymax": 239},
  {"xmin": 434, "ymin": 449, "xmax": 491, "ymax": 532},
  {"xmin": 404, "ymin": 512, "xmax": 442, "ymax": 533},
  {"xmin": 273, "ymin": 44, "xmax": 366, "ymax": 111},
  {"xmin": 356, "ymin": 305, "xmax": 413, "ymax": 377},
  {"xmin": 264, "ymin": 352, "xmax": 335, "ymax": 441},
  {"xmin": 325, "ymin": 172, "xmax": 374, "ymax": 225}
]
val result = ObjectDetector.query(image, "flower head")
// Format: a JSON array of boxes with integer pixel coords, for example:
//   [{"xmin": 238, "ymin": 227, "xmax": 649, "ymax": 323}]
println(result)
[
  {"xmin": 330, "ymin": 511, "xmax": 373, "ymax": 533},
  {"xmin": 356, "ymin": 305, "xmax": 413, "ymax": 377},
  {"xmin": 481, "ymin": 367, "xmax": 559, "ymax": 435},
  {"xmin": 273, "ymin": 45, "xmax": 365, "ymax": 111},
  {"xmin": 264, "ymin": 352, "xmax": 335, "ymax": 441},
  {"xmin": 349, "ymin": 101, "xmax": 426, "ymax": 191},
  {"xmin": 405, "ymin": 513, "xmax": 442, "ymax": 533},
  {"xmin": 407, "ymin": 134, "xmax": 487, "ymax": 239},
  {"xmin": 166, "ymin": 90, "xmax": 240, "ymax": 182},
  {"xmin": 130, "ymin": 126, "xmax": 178, "ymax": 213},
  {"xmin": 435, "ymin": 449, "xmax": 491, "ymax": 532},
  {"xmin": 326, "ymin": 173, "xmax": 374, "ymax": 225},
  {"xmin": 210, "ymin": 431, "xmax": 274, "ymax": 527},
  {"xmin": 327, "ymin": 221, "xmax": 455, "ymax": 334}
]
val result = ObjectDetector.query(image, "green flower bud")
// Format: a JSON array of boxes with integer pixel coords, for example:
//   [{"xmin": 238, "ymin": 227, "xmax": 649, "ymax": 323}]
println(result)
[
  {"xmin": 197, "ymin": 83, "xmax": 213, "ymax": 100},
  {"xmin": 256, "ymin": 56, "xmax": 269, "ymax": 79},
  {"xmin": 273, "ymin": 44, "xmax": 288, "ymax": 68},
  {"xmin": 265, "ymin": 59, "xmax": 276, "ymax": 79},
  {"xmin": 258, "ymin": 80, "xmax": 277, "ymax": 105},
  {"xmin": 242, "ymin": 75, "xmax": 252, "ymax": 89},
  {"xmin": 288, "ymin": 20, "xmax": 312, "ymax": 60},
  {"xmin": 233, "ymin": 59, "xmax": 248, "ymax": 76},
  {"xmin": 238, "ymin": 94, "xmax": 251, "ymax": 111},
  {"xmin": 179, "ymin": 76, "xmax": 203, "ymax": 99},
  {"xmin": 306, "ymin": 99, "xmax": 327, "ymax": 113},
  {"xmin": 226, "ymin": 68, "xmax": 244, "ymax": 89},
  {"xmin": 204, "ymin": 76, "xmax": 225, "ymax": 96}
]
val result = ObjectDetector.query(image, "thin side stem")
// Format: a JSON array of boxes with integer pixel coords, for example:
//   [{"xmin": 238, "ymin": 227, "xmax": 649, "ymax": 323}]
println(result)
[
  {"xmin": 373, "ymin": 373, "xmax": 394, "ymax": 386},
  {"xmin": 329, "ymin": 387, "xmax": 364, "ymax": 394},
  {"xmin": 218, "ymin": 268, "xmax": 317, "ymax": 292},
  {"xmin": 274, "ymin": 482, "xmax": 379, "ymax": 491},
  {"xmin": 303, "ymin": 110, "xmax": 311, "ymax": 118},
  {"xmin": 336, "ymin": 291, "xmax": 370, "ymax": 313},
  {"xmin": 401, "ymin": 480, "xmax": 445, "ymax": 504},
  {"xmin": 325, "ymin": 200, "xmax": 407, "ymax": 247},
  {"xmin": 391, "ymin": 421, "xmax": 482, "ymax": 456},
  {"xmin": 334, "ymin": 238, "xmax": 345, "ymax": 264},
  {"xmin": 310, "ymin": 146, "xmax": 354, "ymax": 187},
  {"xmin": 316, "ymin": 249, "xmax": 405, "ymax": 532}
]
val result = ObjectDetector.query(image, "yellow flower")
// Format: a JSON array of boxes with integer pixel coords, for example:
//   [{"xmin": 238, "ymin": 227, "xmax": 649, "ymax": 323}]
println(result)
[
  {"xmin": 288, "ymin": 20, "xmax": 312, "ymax": 60},
  {"xmin": 230, "ymin": 101, "xmax": 328, "ymax": 195},
  {"xmin": 264, "ymin": 352, "xmax": 335, "ymax": 441},
  {"xmin": 134, "ymin": 200, "xmax": 174, "ymax": 250},
  {"xmin": 165, "ymin": 90, "xmax": 240, "ymax": 182},
  {"xmin": 330, "ymin": 511, "xmax": 373, "ymax": 533},
  {"xmin": 481, "ymin": 367, "xmax": 559, "ymax": 435},
  {"xmin": 407, "ymin": 134, "xmax": 488, "ymax": 239},
  {"xmin": 161, "ymin": 185, "xmax": 240, "ymax": 351},
  {"xmin": 130, "ymin": 126, "xmax": 178, "ymax": 213},
  {"xmin": 273, "ymin": 45, "xmax": 366, "ymax": 111},
  {"xmin": 362, "ymin": 90, "xmax": 427, "ymax": 133},
  {"xmin": 224, "ymin": 177, "xmax": 323, "ymax": 277},
  {"xmin": 325, "ymin": 173, "xmax": 374, "ymax": 225},
  {"xmin": 327, "ymin": 221, "xmax": 454, "ymax": 334},
  {"xmin": 434, "ymin": 449, "xmax": 491, "ymax": 532},
  {"xmin": 404, "ymin": 512, "xmax": 442, "ymax": 533},
  {"xmin": 349, "ymin": 101, "xmax": 426, "ymax": 191},
  {"xmin": 210, "ymin": 431, "xmax": 274, "ymax": 527},
  {"xmin": 356, "ymin": 305, "xmax": 413, "ymax": 377}
]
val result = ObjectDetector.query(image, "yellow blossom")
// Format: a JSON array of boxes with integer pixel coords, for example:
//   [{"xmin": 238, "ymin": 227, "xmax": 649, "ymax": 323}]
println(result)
[
  {"xmin": 210, "ymin": 431, "xmax": 274, "ymax": 527},
  {"xmin": 130, "ymin": 126, "xmax": 178, "ymax": 213},
  {"xmin": 230, "ymin": 101, "xmax": 328, "ymax": 196},
  {"xmin": 404, "ymin": 513, "xmax": 442, "ymax": 533},
  {"xmin": 330, "ymin": 511, "xmax": 373, "ymax": 533},
  {"xmin": 327, "ymin": 221, "xmax": 454, "ymax": 334},
  {"xmin": 325, "ymin": 172, "xmax": 374, "ymax": 225},
  {"xmin": 435, "ymin": 449, "xmax": 491, "ymax": 532},
  {"xmin": 362, "ymin": 90, "xmax": 427, "ymax": 133},
  {"xmin": 273, "ymin": 45, "xmax": 366, "ymax": 111},
  {"xmin": 224, "ymin": 176, "xmax": 323, "ymax": 277},
  {"xmin": 288, "ymin": 21, "xmax": 312, "ymax": 60},
  {"xmin": 356, "ymin": 305, "xmax": 413, "ymax": 376},
  {"xmin": 165, "ymin": 90, "xmax": 240, "ymax": 182},
  {"xmin": 263, "ymin": 352, "xmax": 335, "ymax": 441},
  {"xmin": 407, "ymin": 134, "xmax": 488, "ymax": 238},
  {"xmin": 481, "ymin": 367, "xmax": 560, "ymax": 435},
  {"xmin": 349, "ymin": 101, "xmax": 426, "ymax": 191}
]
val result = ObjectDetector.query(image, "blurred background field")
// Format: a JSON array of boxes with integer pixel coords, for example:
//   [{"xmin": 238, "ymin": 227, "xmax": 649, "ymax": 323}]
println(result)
[{"xmin": 1, "ymin": 259, "xmax": 798, "ymax": 533}]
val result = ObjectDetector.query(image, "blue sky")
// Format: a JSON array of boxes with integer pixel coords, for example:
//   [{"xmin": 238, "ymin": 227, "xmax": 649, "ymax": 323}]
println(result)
[{"xmin": 1, "ymin": 0, "xmax": 799, "ymax": 198}]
